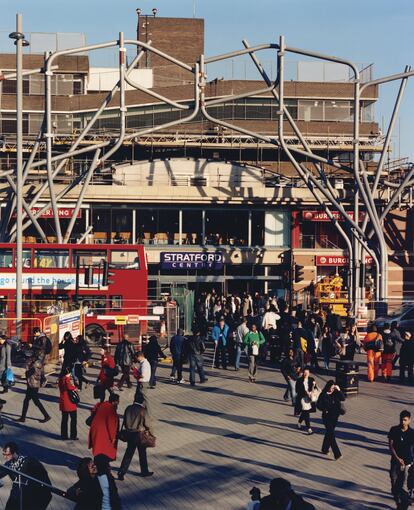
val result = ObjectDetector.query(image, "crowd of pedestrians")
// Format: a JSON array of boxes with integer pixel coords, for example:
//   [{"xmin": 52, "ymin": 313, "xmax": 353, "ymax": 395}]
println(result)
[{"xmin": 0, "ymin": 289, "xmax": 412, "ymax": 509}]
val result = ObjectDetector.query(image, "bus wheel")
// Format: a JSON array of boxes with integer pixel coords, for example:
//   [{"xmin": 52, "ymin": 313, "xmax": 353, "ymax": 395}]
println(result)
[{"xmin": 85, "ymin": 324, "xmax": 106, "ymax": 347}]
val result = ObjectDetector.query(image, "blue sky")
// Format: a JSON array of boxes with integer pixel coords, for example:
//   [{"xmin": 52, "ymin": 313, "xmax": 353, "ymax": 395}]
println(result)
[{"xmin": 1, "ymin": 0, "xmax": 413, "ymax": 160}]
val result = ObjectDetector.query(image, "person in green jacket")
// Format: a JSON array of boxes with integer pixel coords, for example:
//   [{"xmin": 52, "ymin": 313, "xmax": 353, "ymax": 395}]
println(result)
[{"xmin": 243, "ymin": 324, "xmax": 265, "ymax": 382}]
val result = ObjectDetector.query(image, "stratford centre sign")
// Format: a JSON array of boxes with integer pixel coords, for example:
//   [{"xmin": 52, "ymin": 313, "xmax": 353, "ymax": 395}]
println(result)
[{"xmin": 161, "ymin": 252, "xmax": 224, "ymax": 270}]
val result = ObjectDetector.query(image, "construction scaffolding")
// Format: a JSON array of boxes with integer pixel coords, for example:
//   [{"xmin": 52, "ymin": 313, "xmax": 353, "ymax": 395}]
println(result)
[{"xmin": 2, "ymin": 13, "xmax": 414, "ymax": 318}]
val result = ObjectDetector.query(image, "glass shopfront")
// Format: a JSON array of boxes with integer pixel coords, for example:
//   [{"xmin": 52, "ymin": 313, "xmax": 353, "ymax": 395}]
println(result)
[{"xmin": 91, "ymin": 206, "xmax": 291, "ymax": 248}]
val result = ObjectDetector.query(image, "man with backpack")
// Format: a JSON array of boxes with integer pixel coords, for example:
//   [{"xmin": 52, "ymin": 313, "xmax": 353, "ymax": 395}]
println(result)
[
  {"xmin": 114, "ymin": 335, "xmax": 136, "ymax": 390},
  {"xmin": 31, "ymin": 328, "xmax": 53, "ymax": 362}
]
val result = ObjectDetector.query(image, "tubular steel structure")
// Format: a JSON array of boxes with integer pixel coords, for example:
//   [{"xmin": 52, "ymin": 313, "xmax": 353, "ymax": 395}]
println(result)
[{"xmin": 4, "ymin": 15, "xmax": 414, "ymax": 315}]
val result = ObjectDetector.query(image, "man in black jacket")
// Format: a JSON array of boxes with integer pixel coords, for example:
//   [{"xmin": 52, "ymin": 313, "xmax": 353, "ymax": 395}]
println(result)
[
  {"xmin": 188, "ymin": 332, "xmax": 208, "ymax": 386},
  {"xmin": 31, "ymin": 328, "xmax": 51, "ymax": 363},
  {"xmin": 259, "ymin": 478, "xmax": 315, "ymax": 510},
  {"xmin": 0, "ymin": 442, "xmax": 52, "ymax": 510},
  {"xmin": 400, "ymin": 332, "xmax": 414, "ymax": 384},
  {"xmin": 114, "ymin": 334, "xmax": 136, "ymax": 390}
]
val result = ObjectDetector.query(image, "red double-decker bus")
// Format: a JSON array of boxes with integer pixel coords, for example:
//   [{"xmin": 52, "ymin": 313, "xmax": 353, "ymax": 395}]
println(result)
[{"xmin": 0, "ymin": 242, "xmax": 148, "ymax": 344}]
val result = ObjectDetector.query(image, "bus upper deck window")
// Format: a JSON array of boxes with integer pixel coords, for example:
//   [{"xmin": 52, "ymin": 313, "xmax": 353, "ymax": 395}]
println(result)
[
  {"xmin": 34, "ymin": 249, "xmax": 69, "ymax": 268},
  {"xmin": 73, "ymin": 250, "xmax": 107, "ymax": 267},
  {"xmin": 110, "ymin": 251, "xmax": 140, "ymax": 269},
  {"xmin": 0, "ymin": 250, "xmax": 13, "ymax": 268}
]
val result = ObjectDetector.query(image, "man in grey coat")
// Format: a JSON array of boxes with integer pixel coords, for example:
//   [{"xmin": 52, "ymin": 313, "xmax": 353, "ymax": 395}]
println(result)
[{"xmin": 118, "ymin": 393, "xmax": 154, "ymax": 480}]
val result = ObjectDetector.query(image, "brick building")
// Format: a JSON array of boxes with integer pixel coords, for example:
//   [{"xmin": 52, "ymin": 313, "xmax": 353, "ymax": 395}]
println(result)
[{"xmin": 0, "ymin": 14, "xmax": 412, "ymax": 305}]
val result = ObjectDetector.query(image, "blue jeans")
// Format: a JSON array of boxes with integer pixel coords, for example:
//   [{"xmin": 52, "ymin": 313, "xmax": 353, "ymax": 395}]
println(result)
[
  {"xmin": 234, "ymin": 345, "xmax": 242, "ymax": 369},
  {"xmin": 284, "ymin": 378, "xmax": 297, "ymax": 405}
]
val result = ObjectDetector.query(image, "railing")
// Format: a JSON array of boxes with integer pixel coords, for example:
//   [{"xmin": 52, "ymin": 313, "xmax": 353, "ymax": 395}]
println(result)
[{"xmin": 0, "ymin": 463, "xmax": 70, "ymax": 506}]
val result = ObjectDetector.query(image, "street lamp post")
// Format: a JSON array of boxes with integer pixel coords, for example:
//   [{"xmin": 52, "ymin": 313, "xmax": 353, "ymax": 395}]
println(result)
[{"xmin": 9, "ymin": 14, "xmax": 29, "ymax": 336}]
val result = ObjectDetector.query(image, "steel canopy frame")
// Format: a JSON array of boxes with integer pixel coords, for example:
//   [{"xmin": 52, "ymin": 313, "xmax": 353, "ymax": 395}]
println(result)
[{"xmin": 4, "ymin": 19, "xmax": 414, "ymax": 311}]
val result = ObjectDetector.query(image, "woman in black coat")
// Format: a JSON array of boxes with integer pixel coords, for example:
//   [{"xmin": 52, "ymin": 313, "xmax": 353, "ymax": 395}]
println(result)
[
  {"xmin": 67, "ymin": 457, "xmax": 120, "ymax": 510},
  {"xmin": 295, "ymin": 366, "xmax": 316, "ymax": 434},
  {"xmin": 143, "ymin": 335, "xmax": 166, "ymax": 388},
  {"xmin": 317, "ymin": 380, "xmax": 345, "ymax": 460}
]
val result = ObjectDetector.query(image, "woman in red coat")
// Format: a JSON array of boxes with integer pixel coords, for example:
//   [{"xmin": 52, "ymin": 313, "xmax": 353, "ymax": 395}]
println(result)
[
  {"xmin": 58, "ymin": 367, "xmax": 78, "ymax": 440},
  {"xmin": 88, "ymin": 393, "xmax": 120, "ymax": 464},
  {"xmin": 96, "ymin": 349, "xmax": 116, "ymax": 402}
]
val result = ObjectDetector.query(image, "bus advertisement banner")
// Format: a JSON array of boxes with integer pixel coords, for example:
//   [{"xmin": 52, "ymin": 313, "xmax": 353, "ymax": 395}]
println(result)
[{"xmin": 0, "ymin": 272, "xmax": 102, "ymax": 290}]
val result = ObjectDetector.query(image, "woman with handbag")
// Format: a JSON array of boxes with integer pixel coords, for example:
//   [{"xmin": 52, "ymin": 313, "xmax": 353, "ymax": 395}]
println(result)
[
  {"xmin": 243, "ymin": 324, "xmax": 265, "ymax": 382},
  {"xmin": 118, "ymin": 393, "xmax": 155, "ymax": 481},
  {"xmin": 295, "ymin": 366, "xmax": 318, "ymax": 435},
  {"xmin": 58, "ymin": 367, "xmax": 78, "ymax": 440},
  {"xmin": 317, "ymin": 380, "xmax": 345, "ymax": 460}
]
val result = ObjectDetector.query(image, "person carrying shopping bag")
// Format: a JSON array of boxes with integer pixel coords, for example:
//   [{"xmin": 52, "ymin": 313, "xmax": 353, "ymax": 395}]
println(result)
[{"xmin": 243, "ymin": 324, "xmax": 265, "ymax": 382}]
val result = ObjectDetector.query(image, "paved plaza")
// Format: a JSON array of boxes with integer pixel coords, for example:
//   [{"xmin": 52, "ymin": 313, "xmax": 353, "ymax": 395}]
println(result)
[{"xmin": 0, "ymin": 348, "xmax": 410, "ymax": 509}]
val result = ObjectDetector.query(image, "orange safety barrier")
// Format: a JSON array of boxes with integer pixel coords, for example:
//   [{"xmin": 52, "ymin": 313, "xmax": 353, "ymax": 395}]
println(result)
[{"xmin": 0, "ymin": 317, "xmax": 42, "ymax": 343}]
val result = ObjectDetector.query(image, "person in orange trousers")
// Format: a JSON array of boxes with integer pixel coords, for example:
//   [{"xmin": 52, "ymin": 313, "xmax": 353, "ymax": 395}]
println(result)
[
  {"xmin": 363, "ymin": 325, "xmax": 383, "ymax": 382},
  {"xmin": 381, "ymin": 323, "xmax": 395, "ymax": 382}
]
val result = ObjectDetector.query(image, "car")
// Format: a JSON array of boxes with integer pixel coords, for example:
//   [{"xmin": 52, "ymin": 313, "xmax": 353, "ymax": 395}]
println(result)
[{"xmin": 374, "ymin": 303, "xmax": 414, "ymax": 331}]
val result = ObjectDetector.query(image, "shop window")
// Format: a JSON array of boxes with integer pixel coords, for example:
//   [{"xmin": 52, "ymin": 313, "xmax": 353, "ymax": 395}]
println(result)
[
  {"xmin": 264, "ymin": 211, "xmax": 290, "ymax": 247},
  {"xmin": 111, "ymin": 209, "xmax": 132, "ymax": 244},
  {"xmin": 110, "ymin": 250, "xmax": 140, "ymax": 269},
  {"xmin": 136, "ymin": 209, "xmax": 179, "ymax": 245},
  {"xmin": 92, "ymin": 209, "xmax": 111, "ymax": 242},
  {"xmin": 34, "ymin": 249, "xmax": 69, "ymax": 268},
  {"xmin": 300, "ymin": 221, "xmax": 316, "ymax": 248},
  {"xmin": 226, "ymin": 265, "xmax": 253, "ymax": 276},
  {"xmin": 251, "ymin": 211, "xmax": 265, "ymax": 246},
  {"xmin": 182, "ymin": 210, "xmax": 202, "ymax": 245},
  {"xmin": 205, "ymin": 210, "xmax": 248, "ymax": 246}
]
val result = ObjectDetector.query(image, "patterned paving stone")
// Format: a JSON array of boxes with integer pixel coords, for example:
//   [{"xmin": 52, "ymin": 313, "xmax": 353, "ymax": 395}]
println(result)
[{"xmin": 0, "ymin": 350, "xmax": 410, "ymax": 509}]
